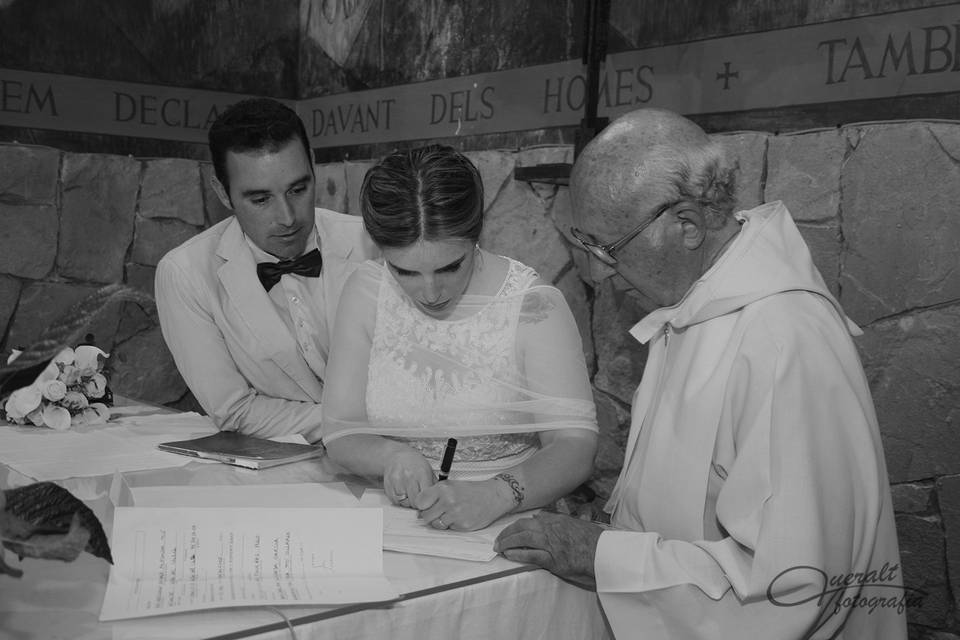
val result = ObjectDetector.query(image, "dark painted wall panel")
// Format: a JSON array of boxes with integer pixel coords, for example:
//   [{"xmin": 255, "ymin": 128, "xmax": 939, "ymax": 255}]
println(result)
[
  {"xmin": 3, "ymin": 0, "xmax": 960, "ymax": 157},
  {"xmin": 608, "ymin": 0, "xmax": 958, "ymax": 48},
  {"xmin": 0, "ymin": 0, "xmax": 300, "ymax": 97}
]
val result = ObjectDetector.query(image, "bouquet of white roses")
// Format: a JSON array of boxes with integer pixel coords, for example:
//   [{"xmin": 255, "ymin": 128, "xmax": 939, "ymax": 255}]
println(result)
[{"xmin": 1, "ymin": 345, "xmax": 112, "ymax": 430}]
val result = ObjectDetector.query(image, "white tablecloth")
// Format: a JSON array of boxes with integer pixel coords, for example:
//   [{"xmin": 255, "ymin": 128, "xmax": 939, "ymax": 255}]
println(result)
[{"xmin": 1, "ymin": 424, "xmax": 613, "ymax": 640}]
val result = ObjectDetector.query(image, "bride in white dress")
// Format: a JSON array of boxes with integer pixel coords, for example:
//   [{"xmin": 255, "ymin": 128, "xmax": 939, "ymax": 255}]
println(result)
[{"xmin": 321, "ymin": 145, "xmax": 598, "ymax": 532}]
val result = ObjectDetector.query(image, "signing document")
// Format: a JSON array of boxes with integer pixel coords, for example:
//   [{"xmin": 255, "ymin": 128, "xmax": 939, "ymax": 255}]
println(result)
[
  {"xmin": 99, "ymin": 506, "xmax": 397, "ymax": 621},
  {"xmin": 360, "ymin": 490, "xmax": 537, "ymax": 562}
]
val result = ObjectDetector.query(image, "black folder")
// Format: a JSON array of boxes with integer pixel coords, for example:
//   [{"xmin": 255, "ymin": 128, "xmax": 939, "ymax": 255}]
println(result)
[{"xmin": 158, "ymin": 431, "xmax": 322, "ymax": 470}]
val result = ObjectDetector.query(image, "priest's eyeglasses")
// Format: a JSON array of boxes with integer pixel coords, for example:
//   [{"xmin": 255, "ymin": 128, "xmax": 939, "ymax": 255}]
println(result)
[{"xmin": 570, "ymin": 201, "xmax": 675, "ymax": 266}]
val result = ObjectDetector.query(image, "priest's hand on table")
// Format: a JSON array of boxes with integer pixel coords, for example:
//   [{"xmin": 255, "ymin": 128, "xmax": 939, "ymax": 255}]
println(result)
[{"xmin": 494, "ymin": 512, "xmax": 603, "ymax": 588}]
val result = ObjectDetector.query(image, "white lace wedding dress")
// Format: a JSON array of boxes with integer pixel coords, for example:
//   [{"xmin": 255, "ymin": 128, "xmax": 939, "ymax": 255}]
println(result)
[
  {"xmin": 321, "ymin": 255, "xmax": 597, "ymax": 480},
  {"xmin": 366, "ymin": 257, "xmax": 541, "ymax": 478}
]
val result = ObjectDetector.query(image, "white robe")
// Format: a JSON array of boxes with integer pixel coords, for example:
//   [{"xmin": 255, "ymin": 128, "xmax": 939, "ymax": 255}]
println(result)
[{"xmin": 596, "ymin": 201, "xmax": 907, "ymax": 640}]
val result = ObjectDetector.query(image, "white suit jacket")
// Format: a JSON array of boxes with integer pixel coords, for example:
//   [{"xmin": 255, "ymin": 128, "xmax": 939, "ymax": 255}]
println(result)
[{"xmin": 155, "ymin": 208, "xmax": 378, "ymax": 440}]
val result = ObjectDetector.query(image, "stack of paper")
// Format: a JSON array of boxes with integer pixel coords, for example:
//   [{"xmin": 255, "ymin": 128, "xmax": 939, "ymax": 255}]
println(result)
[
  {"xmin": 100, "ymin": 478, "xmax": 525, "ymax": 625},
  {"xmin": 100, "ymin": 506, "xmax": 397, "ymax": 621}
]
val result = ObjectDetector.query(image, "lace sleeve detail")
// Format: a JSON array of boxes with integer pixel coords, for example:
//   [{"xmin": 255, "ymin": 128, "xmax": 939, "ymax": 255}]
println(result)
[{"xmin": 497, "ymin": 258, "xmax": 540, "ymax": 296}]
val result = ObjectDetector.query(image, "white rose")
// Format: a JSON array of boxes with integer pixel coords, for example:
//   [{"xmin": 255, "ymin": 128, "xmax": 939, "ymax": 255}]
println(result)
[
  {"xmin": 81, "ymin": 403, "xmax": 110, "ymax": 425},
  {"xmin": 26, "ymin": 407, "xmax": 44, "ymax": 427},
  {"xmin": 4, "ymin": 386, "xmax": 42, "ymax": 420},
  {"xmin": 75, "ymin": 345, "xmax": 108, "ymax": 374},
  {"xmin": 52, "ymin": 347, "xmax": 75, "ymax": 366},
  {"xmin": 61, "ymin": 391, "xmax": 88, "ymax": 411},
  {"xmin": 60, "ymin": 365, "xmax": 81, "ymax": 386},
  {"xmin": 83, "ymin": 373, "xmax": 107, "ymax": 399},
  {"xmin": 42, "ymin": 379, "xmax": 68, "ymax": 402},
  {"xmin": 42, "ymin": 404, "xmax": 72, "ymax": 431}
]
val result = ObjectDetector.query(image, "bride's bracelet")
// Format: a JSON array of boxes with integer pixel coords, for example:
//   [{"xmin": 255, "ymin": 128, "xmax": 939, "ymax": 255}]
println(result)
[{"xmin": 494, "ymin": 472, "xmax": 524, "ymax": 508}]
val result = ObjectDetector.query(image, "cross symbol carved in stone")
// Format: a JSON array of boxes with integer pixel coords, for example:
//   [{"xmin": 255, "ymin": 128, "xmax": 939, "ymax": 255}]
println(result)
[{"xmin": 716, "ymin": 62, "xmax": 739, "ymax": 90}]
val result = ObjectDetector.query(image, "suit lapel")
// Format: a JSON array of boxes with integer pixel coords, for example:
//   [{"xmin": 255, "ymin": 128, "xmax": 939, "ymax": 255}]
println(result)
[{"xmin": 216, "ymin": 220, "xmax": 324, "ymax": 401}]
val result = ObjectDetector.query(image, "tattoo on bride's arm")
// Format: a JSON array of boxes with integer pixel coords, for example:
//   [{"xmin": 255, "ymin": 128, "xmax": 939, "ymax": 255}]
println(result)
[
  {"xmin": 518, "ymin": 293, "xmax": 555, "ymax": 323},
  {"xmin": 495, "ymin": 472, "xmax": 524, "ymax": 508}
]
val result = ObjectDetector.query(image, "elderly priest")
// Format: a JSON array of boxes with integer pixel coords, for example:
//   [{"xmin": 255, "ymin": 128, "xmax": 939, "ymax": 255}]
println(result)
[{"xmin": 495, "ymin": 108, "xmax": 906, "ymax": 640}]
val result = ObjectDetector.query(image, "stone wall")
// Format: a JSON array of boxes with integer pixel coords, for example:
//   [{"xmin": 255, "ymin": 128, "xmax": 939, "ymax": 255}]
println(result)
[{"xmin": 1, "ymin": 121, "xmax": 958, "ymax": 637}]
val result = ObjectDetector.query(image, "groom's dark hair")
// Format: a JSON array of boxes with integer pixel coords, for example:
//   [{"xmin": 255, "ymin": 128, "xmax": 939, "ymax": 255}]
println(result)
[{"xmin": 208, "ymin": 98, "xmax": 312, "ymax": 194}]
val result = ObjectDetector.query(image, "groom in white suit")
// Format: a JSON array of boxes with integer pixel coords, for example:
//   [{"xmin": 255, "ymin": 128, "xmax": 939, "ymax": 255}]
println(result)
[{"xmin": 156, "ymin": 98, "xmax": 377, "ymax": 441}]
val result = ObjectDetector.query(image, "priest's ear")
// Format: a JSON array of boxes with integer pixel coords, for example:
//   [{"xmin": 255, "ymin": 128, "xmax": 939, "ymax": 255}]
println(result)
[
  {"xmin": 675, "ymin": 203, "xmax": 708, "ymax": 251},
  {"xmin": 210, "ymin": 175, "xmax": 234, "ymax": 211}
]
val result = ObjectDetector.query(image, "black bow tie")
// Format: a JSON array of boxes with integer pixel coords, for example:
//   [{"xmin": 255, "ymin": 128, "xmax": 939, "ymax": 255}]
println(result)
[{"xmin": 256, "ymin": 249, "xmax": 323, "ymax": 291}]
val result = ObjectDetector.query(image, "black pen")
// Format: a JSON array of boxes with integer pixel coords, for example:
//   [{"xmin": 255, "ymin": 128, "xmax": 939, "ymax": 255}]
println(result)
[{"xmin": 438, "ymin": 437, "xmax": 457, "ymax": 481}]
